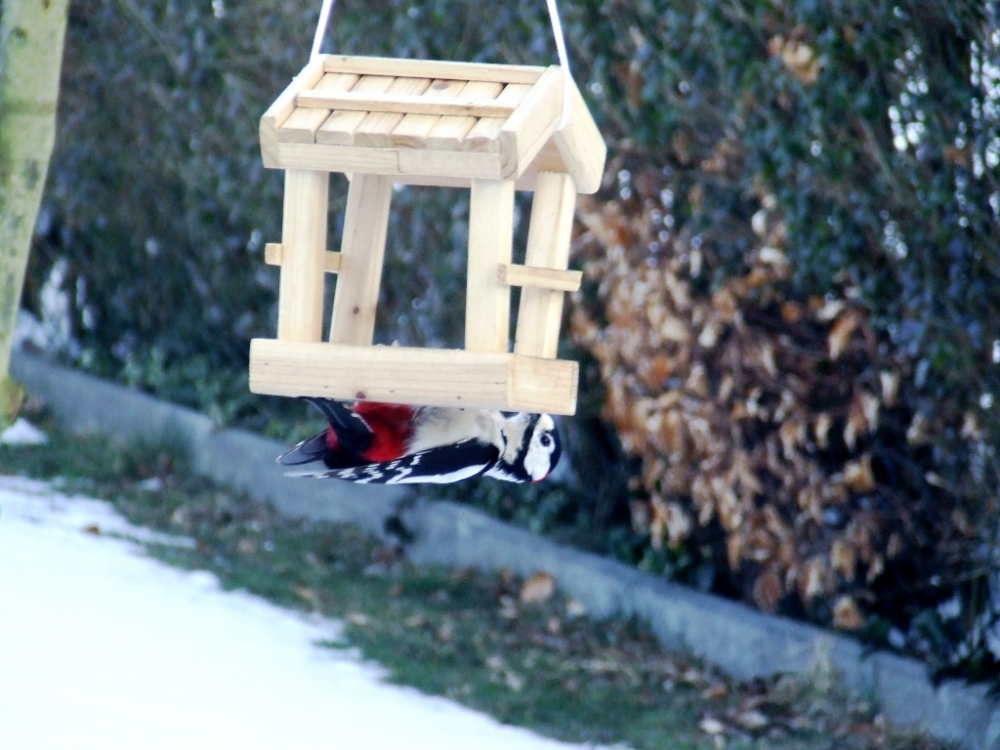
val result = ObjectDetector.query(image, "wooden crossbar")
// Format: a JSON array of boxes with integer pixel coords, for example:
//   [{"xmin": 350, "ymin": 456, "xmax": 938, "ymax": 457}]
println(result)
[
  {"xmin": 265, "ymin": 242, "xmax": 342, "ymax": 273},
  {"xmin": 297, "ymin": 90, "xmax": 517, "ymax": 118},
  {"xmin": 249, "ymin": 339, "xmax": 578, "ymax": 414},
  {"xmin": 498, "ymin": 263, "xmax": 581, "ymax": 292},
  {"xmin": 321, "ymin": 55, "xmax": 544, "ymax": 84}
]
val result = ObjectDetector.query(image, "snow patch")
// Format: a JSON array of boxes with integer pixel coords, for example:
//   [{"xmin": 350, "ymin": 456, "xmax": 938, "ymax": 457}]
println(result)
[
  {"xmin": 0, "ymin": 476, "xmax": 602, "ymax": 750},
  {"xmin": 0, "ymin": 417, "xmax": 49, "ymax": 446}
]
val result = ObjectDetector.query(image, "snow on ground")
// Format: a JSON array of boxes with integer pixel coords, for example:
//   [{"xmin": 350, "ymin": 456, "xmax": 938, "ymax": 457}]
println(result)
[
  {"xmin": 1, "ymin": 417, "xmax": 49, "ymax": 446},
  {"xmin": 0, "ymin": 474, "xmax": 602, "ymax": 750}
]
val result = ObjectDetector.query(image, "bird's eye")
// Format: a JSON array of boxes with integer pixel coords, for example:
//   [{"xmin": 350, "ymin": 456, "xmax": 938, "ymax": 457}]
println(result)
[{"xmin": 540, "ymin": 434, "xmax": 552, "ymax": 448}]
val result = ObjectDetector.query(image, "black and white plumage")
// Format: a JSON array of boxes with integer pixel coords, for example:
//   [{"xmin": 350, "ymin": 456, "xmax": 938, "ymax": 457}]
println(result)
[{"xmin": 277, "ymin": 398, "xmax": 561, "ymax": 485}]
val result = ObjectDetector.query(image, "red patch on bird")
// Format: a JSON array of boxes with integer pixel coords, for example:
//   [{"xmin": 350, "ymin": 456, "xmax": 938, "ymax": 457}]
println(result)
[
  {"xmin": 325, "ymin": 427, "xmax": 340, "ymax": 451},
  {"xmin": 354, "ymin": 402, "xmax": 416, "ymax": 462}
]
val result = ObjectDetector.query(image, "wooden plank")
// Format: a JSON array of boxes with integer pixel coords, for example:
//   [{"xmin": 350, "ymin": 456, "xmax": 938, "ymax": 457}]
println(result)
[
  {"xmin": 279, "ymin": 72, "xmax": 360, "ymax": 144},
  {"xmin": 316, "ymin": 75, "xmax": 396, "ymax": 146},
  {"xmin": 329, "ymin": 174, "xmax": 394, "ymax": 345},
  {"xmin": 265, "ymin": 242, "xmax": 342, "ymax": 273},
  {"xmin": 465, "ymin": 179, "xmax": 514, "ymax": 353},
  {"xmin": 272, "ymin": 141, "xmax": 511, "ymax": 180},
  {"xmin": 353, "ymin": 76, "xmax": 432, "ymax": 148},
  {"xmin": 498, "ymin": 65, "xmax": 563, "ymax": 182},
  {"xmin": 464, "ymin": 83, "xmax": 532, "ymax": 146},
  {"xmin": 274, "ymin": 141, "xmax": 399, "ymax": 172},
  {"xmin": 390, "ymin": 172, "xmax": 539, "ymax": 190},
  {"xmin": 277, "ymin": 170, "xmax": 329, "ymax": 342},
  {"xmin": 424, "ymin": 80, "xmax": 504, "ymax": 151},
  {"xmin": 248, "ymin": 340, "xmax": 578, "ymax": 414},
  {"xmin": 499, "ymin": 263, "xmax": 581, "ymax": 292},
  {"xmin": 299, "ymin": 89, "xmax": 516, "ymax": 118},
  {"xmin": 322, "ymin": 54, "xmax": 544, "ymax": 84},
  {"xmin": 390, "ymin": 78, "xmax": 469, "ymax": 147},
  {"xmin": 260, "ymin": 57, "xmax": 327, "ymax": 167},
  {"xmin": 510, "ymin": 353, "xmax": 578, "ymax": 415},
  {"xmin": 527, "ymin": 78, "xmax": 607, "ymax": 194},
  {"xmin": 395, "ymin": 146, "xmax": 505, "ymax": 178},
  {"xmin": 514, "ymin": 172, "xmax": 577, "ymax": 359}
]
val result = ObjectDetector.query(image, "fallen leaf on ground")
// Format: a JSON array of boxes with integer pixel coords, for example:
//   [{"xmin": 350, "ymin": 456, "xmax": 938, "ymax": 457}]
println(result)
[
  {"xmin": 520, "ymin": 571, "xmax": 556, "ymax": 604},
  {"xmin": 346, "ymin": 612, "xmax": 370, "ymax": 627}
]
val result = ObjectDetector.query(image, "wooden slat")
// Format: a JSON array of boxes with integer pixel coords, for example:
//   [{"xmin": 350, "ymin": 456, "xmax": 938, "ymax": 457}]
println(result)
[
  {"xmin": 353, "ymin": 77, "xmax": 432, "ymax": 148},
  {"xmin": 322, "ymin": 54, "xmax": 544, "ymax": 85},
  {"xmin": 424, "ymin": 80, "xmax": 504, "ymax": 151},
  {"xmin": 276, "ymin": 170, "xmax": 329, "ymax": 342},
  {"xmin": 265, "ymin": 242, "xmax": 342, "ymax": 273},
  {"xmin": 316, "ymin": 75, "xmax": 395, "ymax": 146},
  {"xmin": 279, "ymin": 73, "xmax": 360, "ymax": 144},
  {"xmin": 465, "ymin": 83, "xmax": 532, "ymax": 146},
  {"xmin": 259, "ymin": 57, "xmax": 327, "ymax": 167},
  {"xmin": 298, "ymin": 89, "xmax": 516, "ymax": 118},
  {"xmin": 498, "ymin": 66, "xmax": 563, "ymax": 182},
  {"xmin": 465, "ymin": 179, "xmax": 514, "ymax": 353},
  {"xmin": 499, "ymin": 263, "xmax": 581, "ymax": 292},
  {"xmin": 527, "ymin": 78, "xmax": 607, "ymax": 194},
  {"xmin": 511, "ymin": 352, "xmax": 578, "ymax": 415},
  {"xmin": 390, "ymin": 78, "xmax": 469, "ymax": 146},
  {"xmin": 248, "ymin": 339, "xmax": 578, "ymax": 414},
  {"xmin": 329, "ymin": 174, "xmax": 394, "ymax": 345},
  {"xmin": 514, "ymin": 172, "xmax": 577, "ymax": 359},
  {"xmin": 274, "ymin": 140, "xmax": 399, "ymax": 172}
]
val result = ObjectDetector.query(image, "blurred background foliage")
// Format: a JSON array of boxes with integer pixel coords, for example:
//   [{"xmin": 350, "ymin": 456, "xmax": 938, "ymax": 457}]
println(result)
[{"xmin": 22, "ymin": 0, "xmax": 1000, "ymax": 683}]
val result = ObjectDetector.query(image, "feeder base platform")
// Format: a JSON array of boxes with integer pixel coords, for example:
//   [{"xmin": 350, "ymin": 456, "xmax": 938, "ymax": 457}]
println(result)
[{"xmin": 249, "ymin": 339, "xmax": 578, "ymax": 415}]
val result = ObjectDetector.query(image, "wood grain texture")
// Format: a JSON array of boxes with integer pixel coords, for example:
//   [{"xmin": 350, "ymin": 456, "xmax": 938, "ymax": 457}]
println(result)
[
  {"xmin": 322, "ymin": 55, "xmax": 544, "ymax": 84},
  {"xmin": 279, "ymin": 73, "xmax": 360, "ymax": 144},
  {"xmin": 265, "ymin": 243, "xmax": 342, "ymax": 273},
  {"xmin": 299, "ymin": 89, "xmax": 516, "ymax": 118},
  {"xmin": 260, "ymin": 57, "xmax": 327, "ymax": 166},
  {"xmin": 315, "ymin": 75, "xmax": 395, "ymax": 146},
  {"xmin": 514, "ymin": 172, "xmax": 577, "ymax": 359},
  {"xmin": 329, "ymin": 173, "xmax": 394, "ymax": 345},
  {"xmin": 277, "ymin": 170, "xmax": 329, "ymax": 342},
  {"xmin": 249, "ymin": 340, "xmax": 578, "ymax": 414},
  {"xmin": 466, "ymin": 179, "xmax": 514, "ymax": 353},
  {"xmin": 499, "ymin": 263, "xmax": 581, "ymax": 292}
]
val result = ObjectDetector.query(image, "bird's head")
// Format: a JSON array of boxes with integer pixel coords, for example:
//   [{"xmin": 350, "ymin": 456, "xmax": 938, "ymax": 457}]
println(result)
[{"xmin": 490, "ymin": 413, "xmax": 562, "ymax": 483}]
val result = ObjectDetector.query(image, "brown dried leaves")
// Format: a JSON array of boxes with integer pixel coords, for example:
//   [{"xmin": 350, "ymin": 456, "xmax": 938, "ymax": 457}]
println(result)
[{"xmin": 570, "ymin": 193, "xmax": 974, "ymax": 633}]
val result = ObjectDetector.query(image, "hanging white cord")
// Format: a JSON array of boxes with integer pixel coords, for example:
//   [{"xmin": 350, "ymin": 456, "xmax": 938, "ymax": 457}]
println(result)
[
  {"xmin": 310, "ymin": 0, "xmax": 573, "ymax": 129},
  {"xmin": 544, "ymin": 0, "xmax": 573, "ymax": 130},
  {"xmin": 310, "ymin": 0, "xmax": 337, "ymax": 60}
]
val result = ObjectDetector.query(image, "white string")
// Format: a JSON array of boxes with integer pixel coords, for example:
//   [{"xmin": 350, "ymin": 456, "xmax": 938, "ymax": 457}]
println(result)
[
  {"xmin": 310, "ymin": 0, "xmax": 336, "ymax": 60},
  {"xmin": 309, "ymin": 0, "xmax": 574, "ymax": 130},
  {"xmin": 544, "ymin": 0, "xmax": 573, "ymax": 130}
]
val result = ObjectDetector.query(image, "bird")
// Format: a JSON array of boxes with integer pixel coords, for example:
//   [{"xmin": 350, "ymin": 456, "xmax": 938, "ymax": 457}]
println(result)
[{"xmin": 276, "ymin": 398, "xmax": 562, "ymax": 485}]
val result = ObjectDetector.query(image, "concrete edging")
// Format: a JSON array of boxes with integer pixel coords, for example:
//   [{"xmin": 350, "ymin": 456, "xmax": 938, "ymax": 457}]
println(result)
[{"xmin": 10, "ymin": 350, "xmax": 1000, "ymax": 750}]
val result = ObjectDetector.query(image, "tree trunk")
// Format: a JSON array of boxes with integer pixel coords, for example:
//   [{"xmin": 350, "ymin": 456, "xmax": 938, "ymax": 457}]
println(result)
[{"xmin": 0, "ymin": 0, "xmax": 71, "ymax": 425}]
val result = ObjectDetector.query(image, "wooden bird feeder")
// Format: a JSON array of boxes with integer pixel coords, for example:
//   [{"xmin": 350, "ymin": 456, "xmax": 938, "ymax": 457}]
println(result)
[{"xmin": 249, "ymin": 54, "xmax": 606, "ymax": 415}]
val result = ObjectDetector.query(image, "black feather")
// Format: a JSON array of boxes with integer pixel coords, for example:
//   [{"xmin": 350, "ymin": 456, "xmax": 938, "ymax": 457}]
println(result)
[
  {"xmin": 287, "ymin": 439, "xmax": 500, "ymax": 484},
  {"xmin": 276, "ymin": 432, "xmax": 329, "ymax": 466}
]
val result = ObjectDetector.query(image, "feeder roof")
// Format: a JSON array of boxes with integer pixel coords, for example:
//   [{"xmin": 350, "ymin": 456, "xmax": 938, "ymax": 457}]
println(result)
[{"xmin": 260, "ymin": 55, "xmax": 605, "ymax": 193}]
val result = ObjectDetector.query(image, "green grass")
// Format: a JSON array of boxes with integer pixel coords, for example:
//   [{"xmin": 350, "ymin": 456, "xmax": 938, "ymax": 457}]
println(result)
[{"xmin": 0, "ymin": 419, "xmax": 955, "ymax": 750}]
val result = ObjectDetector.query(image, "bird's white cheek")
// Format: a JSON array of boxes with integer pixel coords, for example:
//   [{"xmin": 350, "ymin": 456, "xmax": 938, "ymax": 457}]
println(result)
[{"xmin": 523, "ymin": 445, "xmax": 555, "ymax": 481}]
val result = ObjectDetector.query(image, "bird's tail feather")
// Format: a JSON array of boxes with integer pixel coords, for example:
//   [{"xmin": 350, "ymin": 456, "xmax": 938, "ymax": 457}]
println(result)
[{"xmin": 276, "ymin": 432, "xmax": 328, "ymax": 465}]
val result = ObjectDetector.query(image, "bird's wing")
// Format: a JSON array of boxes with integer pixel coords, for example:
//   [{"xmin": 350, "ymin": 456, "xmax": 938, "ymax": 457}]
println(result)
[
  {"xmin": 304, "ymin": 397, "xmax": 375, "ymax": 455},
  {"xmin": 284, "ymin": 439, "xmax": 500, "ymax": 484}
]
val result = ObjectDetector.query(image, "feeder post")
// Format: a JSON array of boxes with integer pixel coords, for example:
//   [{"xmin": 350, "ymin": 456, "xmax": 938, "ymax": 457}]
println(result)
[
  {"xmin": 514, "ymin": 172, "xmax": 577, "ymax": 358},
  {"xmin": 277, "ymin": 169, "xmax": 329, "ymax": 342},
  {"xmin": 328, "ymin": 173, "xmax": 394, "ymax": 345},
  {"xmin": 466, "ymin": 179, "xmax": 514, "ymax": 353}
]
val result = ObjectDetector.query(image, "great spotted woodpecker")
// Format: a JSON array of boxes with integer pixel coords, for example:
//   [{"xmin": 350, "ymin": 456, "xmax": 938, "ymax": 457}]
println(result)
[{"xmin": 277, "ymin": 398, "xmax": 562, "ymax": 485}]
